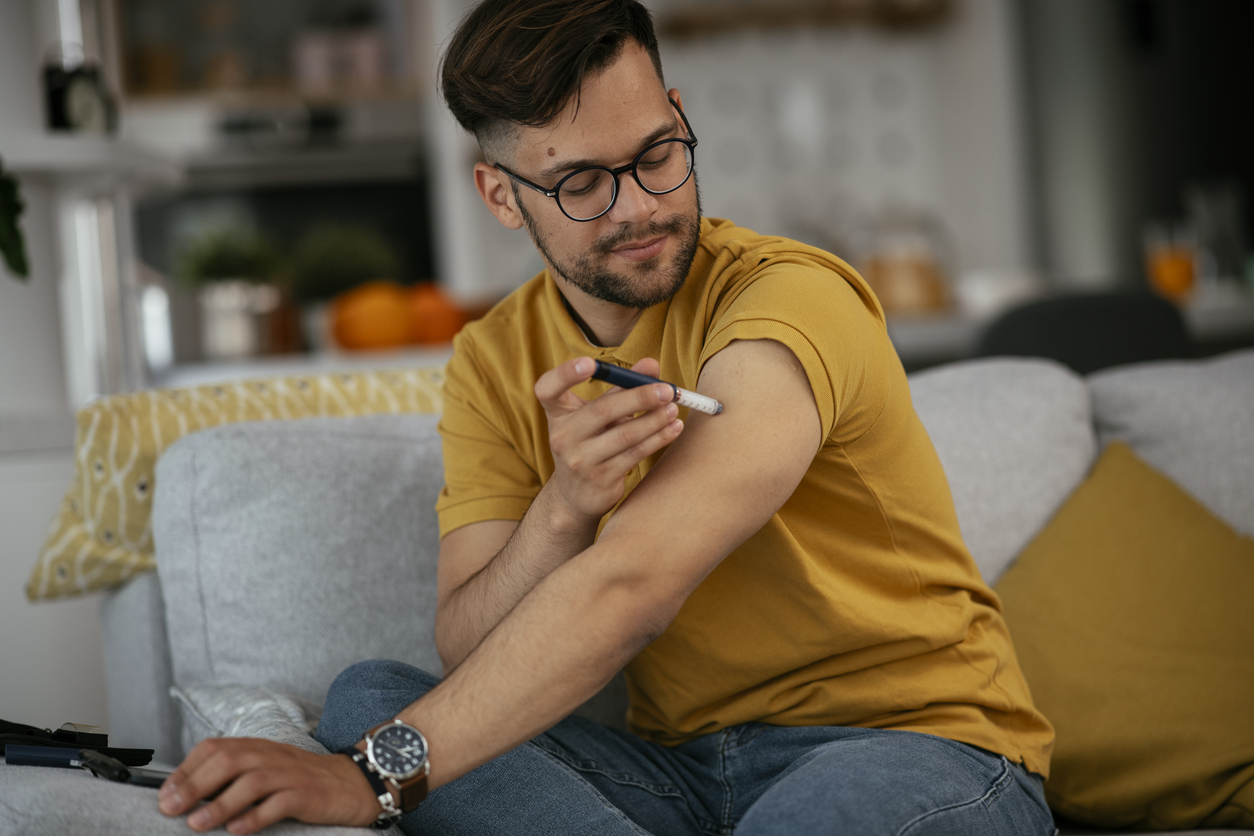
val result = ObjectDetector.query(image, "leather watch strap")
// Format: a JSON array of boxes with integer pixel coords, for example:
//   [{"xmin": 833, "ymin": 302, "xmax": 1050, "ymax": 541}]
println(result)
[{"xmin": 386, "ymin": 770, "xmax": 429, "ymax": 810}]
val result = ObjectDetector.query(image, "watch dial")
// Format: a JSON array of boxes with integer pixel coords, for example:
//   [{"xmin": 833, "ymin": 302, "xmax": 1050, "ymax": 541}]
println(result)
[{"xmin": 371, "ymin": 724, "xmax": 427, "ymax": 779}]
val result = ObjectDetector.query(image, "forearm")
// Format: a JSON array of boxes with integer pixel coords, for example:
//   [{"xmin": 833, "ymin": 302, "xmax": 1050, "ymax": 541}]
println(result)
[
  {"xmin": 405, "ymin": 543, "xmax": 669, "ymax": 789},
  {"xmin": 435, "ymin": 480, "xmax": 602, "ymax": 671}
]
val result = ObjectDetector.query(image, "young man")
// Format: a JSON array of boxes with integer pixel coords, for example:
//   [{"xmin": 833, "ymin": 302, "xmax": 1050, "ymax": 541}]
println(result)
[{"xmin": 158, "ymin": 2, "xmax": 1055, "ymax": 833}]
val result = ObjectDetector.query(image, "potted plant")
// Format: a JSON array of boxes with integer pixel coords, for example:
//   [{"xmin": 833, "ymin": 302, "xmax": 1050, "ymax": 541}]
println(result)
[
  {"xmin": 290, "ymin": 223, "xmax": 399, "ymax": 350},
  {"xmin": 175, "ymin": 225, "xmax": 287, "ymax": 359},
  {"xmin": 0, "ymin": 158, "xmax": 30, "ymax": 281}
]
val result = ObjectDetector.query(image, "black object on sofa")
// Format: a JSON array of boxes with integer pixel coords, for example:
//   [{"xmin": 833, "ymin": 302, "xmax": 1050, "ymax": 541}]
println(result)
[{"xmin": 975, "ymin": 290, "xmax": 1192, "ymax": 374}]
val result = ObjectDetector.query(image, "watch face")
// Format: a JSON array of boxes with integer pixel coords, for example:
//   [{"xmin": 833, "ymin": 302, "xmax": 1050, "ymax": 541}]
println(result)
[{"xmin": 369, "ymin": 724, "xmax": 428, "ymax": 780}]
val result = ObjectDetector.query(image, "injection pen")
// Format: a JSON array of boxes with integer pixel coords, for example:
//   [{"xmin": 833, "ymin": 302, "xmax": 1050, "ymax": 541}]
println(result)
[{"xmin": 590, "ymin": 360, "xmax": 724, "ymax": 415}]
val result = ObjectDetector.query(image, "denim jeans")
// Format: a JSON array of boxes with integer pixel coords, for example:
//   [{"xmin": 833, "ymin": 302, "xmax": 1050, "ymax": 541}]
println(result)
[{"xmin": 315, "ymin": 660, "xmax": 1055, "ymax": 836}]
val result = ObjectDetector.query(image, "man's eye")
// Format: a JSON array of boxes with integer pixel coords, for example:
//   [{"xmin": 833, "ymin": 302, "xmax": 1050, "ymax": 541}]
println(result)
[
  {"xmin": 639, "ymin": 145, "xmax": 675, "ymax": 169},
  {"xmin": 562, "ymin": 171, "xmax": 602, "ymax": 196}
]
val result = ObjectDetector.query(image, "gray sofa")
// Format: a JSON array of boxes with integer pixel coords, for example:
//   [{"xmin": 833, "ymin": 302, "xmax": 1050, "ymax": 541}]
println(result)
[{"xmin": 2, "ymin": 350, "xmax": 1251, "ymax": 835}]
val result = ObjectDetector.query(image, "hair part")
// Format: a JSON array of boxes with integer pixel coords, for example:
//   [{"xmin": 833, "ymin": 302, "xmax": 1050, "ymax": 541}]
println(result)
[{"xmin": 440, "ymin": 0, "xmax": 665, "ymax": 162}]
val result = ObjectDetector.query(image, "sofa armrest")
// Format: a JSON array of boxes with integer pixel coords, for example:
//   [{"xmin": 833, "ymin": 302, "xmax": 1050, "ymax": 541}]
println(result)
[{"xmin": 99, "ymin": 572, "xmax": 181, "ymax": 765}]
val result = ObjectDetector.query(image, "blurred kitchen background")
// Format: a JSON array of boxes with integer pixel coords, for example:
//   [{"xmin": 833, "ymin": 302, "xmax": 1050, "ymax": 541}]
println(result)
[
  {"xmin": 2, "ymin": 0, "xmax": 1253, "ymax": 735},
  {"xmin": 4, "ymin": 0, "xmax": 1254, "ymax": 405}
]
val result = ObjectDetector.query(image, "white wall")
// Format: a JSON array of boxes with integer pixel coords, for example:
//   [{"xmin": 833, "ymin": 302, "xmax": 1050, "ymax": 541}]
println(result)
[{"xmin": 0, "ymin": 0, "xmax": 110, "ymax": 732}]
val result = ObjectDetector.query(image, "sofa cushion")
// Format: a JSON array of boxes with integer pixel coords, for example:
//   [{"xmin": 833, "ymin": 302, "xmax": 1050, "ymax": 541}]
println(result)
[
  {"xmin": 154, "ymin": 414, "xmax": 445, "ymax": 708},
  {"xmin": 995, "ymin": 442, "xmax": 1254, "ymax": 831},
  {"xmin": 1090, "ymin": 348, "xmax": 1254, "ymax": 537},
  {"xmin": 908, "ymin": 357, "xmax": 1096, "ymax": 583},
  {"xmin": 27, "ymin": 367, "xmax": 444, "ymax": 602}
]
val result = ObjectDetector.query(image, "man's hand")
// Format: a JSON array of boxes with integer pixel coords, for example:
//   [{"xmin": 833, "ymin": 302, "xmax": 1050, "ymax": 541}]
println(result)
[
  {"xmin": 158, "ymin": 738, "xmax": 381, "ymax": 834},
  {"xmin": 535, "ymin": 355, "xmax": 683, "ymax": 524}
]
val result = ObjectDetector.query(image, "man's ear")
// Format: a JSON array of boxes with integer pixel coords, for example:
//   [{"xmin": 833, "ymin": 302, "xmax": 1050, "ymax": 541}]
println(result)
[
  {"xmin": 474, "ymin": 162, "xmax": 524, "ymax": 230},
  {"xmin": 668, "ymin": 88, "xmax": 684, "ymax": 112}
]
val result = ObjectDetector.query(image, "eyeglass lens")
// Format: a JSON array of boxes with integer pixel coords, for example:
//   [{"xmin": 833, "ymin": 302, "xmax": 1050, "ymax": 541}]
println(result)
[{"xmin": 558, "ymin": 140, "xmax": 694, "ymax": 221}]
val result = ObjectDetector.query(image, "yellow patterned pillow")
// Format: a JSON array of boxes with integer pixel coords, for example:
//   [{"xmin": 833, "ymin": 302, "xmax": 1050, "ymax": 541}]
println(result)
[{"xmin": 26, "ymin": 367, "xmax": 444, "ymax": 601}]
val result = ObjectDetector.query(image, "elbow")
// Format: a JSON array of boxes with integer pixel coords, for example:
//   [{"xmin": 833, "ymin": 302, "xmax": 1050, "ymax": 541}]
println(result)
[
  {"xmin": 588, "ymin": 567, "xmax": 686, "ymax": 653},
  {"xmin": 433, "ymin": 614, "xmax": 466, "ymax": 676}
]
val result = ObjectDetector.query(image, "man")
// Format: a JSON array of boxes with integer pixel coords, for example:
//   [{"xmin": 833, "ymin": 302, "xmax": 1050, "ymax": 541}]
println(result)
[{"xmin": 158, "ymin": 1, "xmax": 1056, "ymax": 834}]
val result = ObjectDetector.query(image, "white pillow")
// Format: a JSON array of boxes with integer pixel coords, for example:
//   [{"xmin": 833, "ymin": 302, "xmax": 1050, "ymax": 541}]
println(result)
[
  {"xmin": 1090, "ymin": 348, "xmax": 1254, "ymax": 537},
  {"xmin": 171, "ymin": 684, "xmax": 325, "ymax": 756},
  {"xmin": 909, "ymin": 358, "xmax": 1097, "ymax": 583}
]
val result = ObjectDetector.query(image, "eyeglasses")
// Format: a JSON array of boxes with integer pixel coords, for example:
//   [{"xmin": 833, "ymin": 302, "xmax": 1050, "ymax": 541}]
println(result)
[{"xmin": 495, "ymin": 99, "xmax": 698, "ymax": 223}]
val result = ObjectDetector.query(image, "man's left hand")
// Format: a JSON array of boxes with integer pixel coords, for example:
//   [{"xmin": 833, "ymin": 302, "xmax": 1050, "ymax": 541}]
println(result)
[{"xmin": 158, "ymin": 737, "xmax": 382, "ymax": 834}]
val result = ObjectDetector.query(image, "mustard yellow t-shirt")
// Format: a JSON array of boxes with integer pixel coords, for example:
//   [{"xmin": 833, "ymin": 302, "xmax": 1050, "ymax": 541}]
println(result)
[{"xmin": 436, "ymin": 217, "xmax": 1054, "ymax": 777}]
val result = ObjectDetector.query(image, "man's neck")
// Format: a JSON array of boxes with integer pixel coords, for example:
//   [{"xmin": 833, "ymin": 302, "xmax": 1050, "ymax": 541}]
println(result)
[{"xmin": 553, "ymin": 276, "xmax": 644, "ymax": 348}]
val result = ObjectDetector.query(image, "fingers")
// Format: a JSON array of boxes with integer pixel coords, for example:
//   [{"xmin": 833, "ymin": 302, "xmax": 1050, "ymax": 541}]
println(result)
[
  {"xmin": 572, "ymin": 399, "xmax": 682, "ymax": 468},
  {"xmin": 534, "ymin": 356, "xmax": 596, "ymax": 414},
  {"xmin": 160, "ymin": 740, "xmax": 379, "ymax": 833},
  {"xmin": 160, "ymin": 738, "xmax": 241, "ymax": 817},
  {"xmin": 599, "ymin": 413, "xmax": 684, "ymax": 477},
  {"xmin": 628, "ymin": 356, "xmax": 661, "ymax": 380},
  {"xmin": 222, "ymin": 789, "xmax": 302, "ymax": 836},
  {"xmin": 537, "ymin": 355, "xmax": 684, "ymax": 519},
  {"xmin": 185, "ymin": 766, "xmax": 285, "ymax": 833}
]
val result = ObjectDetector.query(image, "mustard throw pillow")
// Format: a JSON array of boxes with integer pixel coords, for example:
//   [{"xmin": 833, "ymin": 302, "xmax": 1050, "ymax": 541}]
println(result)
[
  {"xmin": 26, "ymin": 368, "xmax": 444, "ymax": 602},
  {"xmin": 995, "ymin": 441, "xmax": 1254, "ymax": 831}
]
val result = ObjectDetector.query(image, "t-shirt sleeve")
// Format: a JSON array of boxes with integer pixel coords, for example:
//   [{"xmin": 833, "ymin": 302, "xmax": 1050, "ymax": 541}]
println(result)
[
  {"xmin": 435, "ymin": 340, "xmax": 542, "ymax": 538},
  {"xmin": 697, "ymin": 258, "xmax": 894, "ymax": 444}
]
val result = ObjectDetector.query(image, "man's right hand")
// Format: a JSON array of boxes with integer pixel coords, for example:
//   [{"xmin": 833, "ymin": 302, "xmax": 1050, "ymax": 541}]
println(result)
[{"xmin": 535, "ymin": 356, "xmax": 684, "ymax": 524}]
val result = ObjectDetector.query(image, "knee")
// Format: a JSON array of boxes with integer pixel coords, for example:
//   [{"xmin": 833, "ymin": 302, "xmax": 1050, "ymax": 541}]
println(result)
[
  {"xmin": 316, "ymin": 659, "xmax": 440, "ymax": 751},
  {"xmin": 327, "ymin": 658, "xmax": 441, "ymax": 699}
]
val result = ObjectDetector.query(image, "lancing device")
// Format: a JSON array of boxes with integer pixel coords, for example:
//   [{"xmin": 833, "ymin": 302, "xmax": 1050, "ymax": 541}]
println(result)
[{"xmin": 591, "ymin": 360, "xmax": 724, "ymax": 416}]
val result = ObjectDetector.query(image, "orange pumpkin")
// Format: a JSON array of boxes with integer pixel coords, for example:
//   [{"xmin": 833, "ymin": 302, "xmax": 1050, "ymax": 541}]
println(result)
[
  {"xmin": 330, "ymin": 281, "xmax": 415, "ymax": 350},
  {"xmin": 409, "ymin": 283, "xmax": 466, "ymax": 344}
]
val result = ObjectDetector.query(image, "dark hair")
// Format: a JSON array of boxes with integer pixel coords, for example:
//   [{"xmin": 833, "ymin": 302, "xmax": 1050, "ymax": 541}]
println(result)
[{"xmin": 440, "ymin": 0, "xmax": 664, "ymax": 158}]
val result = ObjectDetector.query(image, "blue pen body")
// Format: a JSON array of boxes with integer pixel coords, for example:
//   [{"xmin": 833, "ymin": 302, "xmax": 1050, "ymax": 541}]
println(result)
[
  {"xmin": 589, "ymin": 360, "xmax": 724, "ymax": 415},
  {"xmin": 591, "ymin": 361, "xmax": 676, "ymax": 394}
]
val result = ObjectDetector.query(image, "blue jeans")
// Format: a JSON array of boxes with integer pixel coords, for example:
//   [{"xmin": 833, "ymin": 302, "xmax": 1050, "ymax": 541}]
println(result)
[{"xmin": 316, "ymin": 660, "xmax": 1055, "ymax": 836}]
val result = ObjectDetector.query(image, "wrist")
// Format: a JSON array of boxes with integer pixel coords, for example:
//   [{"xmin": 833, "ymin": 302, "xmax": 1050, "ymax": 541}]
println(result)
[{"xmin": 539, "ymin": 480, "xmax": 604, "ymax": 540}]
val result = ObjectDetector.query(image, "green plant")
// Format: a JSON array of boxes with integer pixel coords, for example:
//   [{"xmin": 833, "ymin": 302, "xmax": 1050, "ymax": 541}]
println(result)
[
  {"xmin": 0, "ymin": 158, "xmax": 30, "ymax": 280},
  {"xmin": 175, "ymin": 226, "xmax": 282, "ymax": 285},
  {"xmin": 291, "ymin": 224, "xmax": 399, "ymax": 303}
]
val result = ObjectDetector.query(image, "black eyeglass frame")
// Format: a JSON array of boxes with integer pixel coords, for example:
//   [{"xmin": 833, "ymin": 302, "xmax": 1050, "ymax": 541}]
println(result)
[{"xmin": 494, "ymin": 98, "xmax": 698, "ymax": 223}]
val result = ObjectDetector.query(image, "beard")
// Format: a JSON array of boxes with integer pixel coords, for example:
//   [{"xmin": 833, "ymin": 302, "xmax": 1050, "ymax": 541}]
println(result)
[{"xmin": 514, "ymin": 176, "xmax": 703, "ymax": 310}]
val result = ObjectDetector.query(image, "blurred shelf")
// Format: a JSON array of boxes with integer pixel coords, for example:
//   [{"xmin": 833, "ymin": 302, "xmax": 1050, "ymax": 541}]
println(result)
[
  {"xmin": 0, "ymin": 132, "xmax": 180, "ymax": 184},
  {"xmin": 1182, "ymin": 283, "xmax": 1254, "ymax": 341},
  {"xmin": 121, "ymin": 85, "xmax": 424, "ymax": 109},
  {"xmin": 887, "ymin": 285, "xmax": 1254, "ymax": 372},
  {"xmin": 887, "ymin": 312, "xmax": 982, "ymax": 370},
  {"xmin": 152, "ymin": 344, "xmax": 454, "ymax": 389},
  {"xmin": 180, "ymin": 138, "xmax": 426, "ymax": 189}
]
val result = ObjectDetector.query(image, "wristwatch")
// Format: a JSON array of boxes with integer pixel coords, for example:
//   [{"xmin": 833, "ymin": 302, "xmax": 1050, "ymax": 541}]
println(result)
[{"xmin": 339, "ymin": 719, "xmax": 430, "ymax": 828}]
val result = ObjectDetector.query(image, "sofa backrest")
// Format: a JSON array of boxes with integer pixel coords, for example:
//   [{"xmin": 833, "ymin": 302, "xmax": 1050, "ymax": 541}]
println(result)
[{"xmin": 153, "ymin": 414, "xmax": 445, "ymax": 712}]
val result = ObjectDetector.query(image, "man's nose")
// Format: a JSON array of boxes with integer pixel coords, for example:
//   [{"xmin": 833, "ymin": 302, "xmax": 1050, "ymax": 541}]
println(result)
[{"xmin": 606, "ymin": 171, "xmax": 659, "ymax": 225}]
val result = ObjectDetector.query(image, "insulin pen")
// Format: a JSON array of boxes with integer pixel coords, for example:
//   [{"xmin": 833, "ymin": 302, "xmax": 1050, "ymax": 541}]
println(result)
[{"xmin": 591, "ymin": 360, "xmax": 724, "ymax": 415}]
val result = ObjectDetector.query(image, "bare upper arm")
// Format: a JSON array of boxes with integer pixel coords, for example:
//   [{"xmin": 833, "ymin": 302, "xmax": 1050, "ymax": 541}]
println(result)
[
  {"xmin": 437, "ymin": 519, "xmax": 518, "ymax": 608},
  {"xmin": 594, "ymin": 337, "xmax": 822, "ymax": 600}
]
